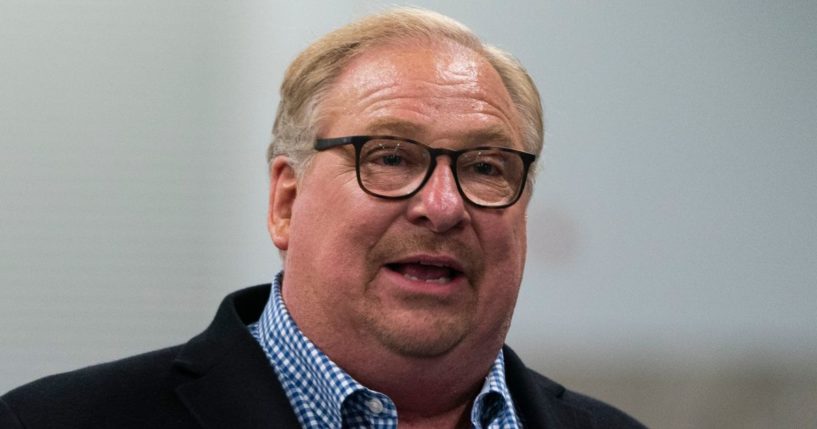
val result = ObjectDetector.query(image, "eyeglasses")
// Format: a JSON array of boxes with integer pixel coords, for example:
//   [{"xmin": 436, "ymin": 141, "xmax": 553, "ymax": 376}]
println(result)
[{"xmin": 314, "ymin": 135, "xmax": 536, "ymax": 208}]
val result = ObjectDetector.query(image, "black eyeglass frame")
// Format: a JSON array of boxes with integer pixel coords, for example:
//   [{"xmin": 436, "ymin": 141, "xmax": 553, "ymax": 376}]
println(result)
[{"xmin": 314, "ymin": 135, "xmax": 536, "ymax": 209}]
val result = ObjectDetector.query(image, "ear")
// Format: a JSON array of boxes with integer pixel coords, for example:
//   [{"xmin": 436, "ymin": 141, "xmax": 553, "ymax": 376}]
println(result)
[{"xmin": 267, "ymin": 156, "xmax": 298, "ymax": 251}]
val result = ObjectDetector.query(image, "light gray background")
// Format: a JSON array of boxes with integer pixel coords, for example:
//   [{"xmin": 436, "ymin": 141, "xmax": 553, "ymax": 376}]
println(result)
[{"xmin": 2, "ymin": 1, "xmax": 816, "ymax": 427}]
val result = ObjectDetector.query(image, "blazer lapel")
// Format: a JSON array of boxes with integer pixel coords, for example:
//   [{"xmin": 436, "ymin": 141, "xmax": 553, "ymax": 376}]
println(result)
[
  {"xmin": 172, "ymin": 285, "xmax": 301, "ymax": 429},
  {"xmin": 503, "ymin": 346, "xmax": 594, "ymax": 429},
  {"xmin": 174, "ymin": 358, "xmax": 300, "ymax": 429}
]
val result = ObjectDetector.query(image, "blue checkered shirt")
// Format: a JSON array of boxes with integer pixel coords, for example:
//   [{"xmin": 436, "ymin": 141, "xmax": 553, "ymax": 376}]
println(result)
[{"xmin": 248, "ymin": 272, "xmax": 522, "ymax": 429}]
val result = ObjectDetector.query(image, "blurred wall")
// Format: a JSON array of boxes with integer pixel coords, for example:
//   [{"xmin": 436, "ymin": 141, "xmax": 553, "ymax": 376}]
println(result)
[{"xmin": 2, "ymin": 1, "xmax": 816, "ymax": 427}]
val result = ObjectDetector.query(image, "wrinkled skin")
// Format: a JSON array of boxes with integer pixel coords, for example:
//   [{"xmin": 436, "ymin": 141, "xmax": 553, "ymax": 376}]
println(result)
[{"xmin": 267, "ymin": 38, "xmax": 530, "ymax": 422}]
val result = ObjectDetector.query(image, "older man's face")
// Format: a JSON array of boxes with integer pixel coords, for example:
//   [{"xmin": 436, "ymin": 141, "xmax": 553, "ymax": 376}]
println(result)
[{"xmin": 271, "ymin": 39, "xmax": 530, "ymax": 360}]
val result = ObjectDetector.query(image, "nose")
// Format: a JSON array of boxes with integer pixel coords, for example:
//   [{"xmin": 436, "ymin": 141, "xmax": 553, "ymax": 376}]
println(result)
[{"xmin": 406, "ymin": 158, "xmax": 471, "ymax": 233}]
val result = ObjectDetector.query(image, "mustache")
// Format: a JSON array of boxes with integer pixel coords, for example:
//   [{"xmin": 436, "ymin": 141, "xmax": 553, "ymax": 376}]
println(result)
[{"xmin": 367, "ymin": 233, "xmax": 484, "ymax": 276}]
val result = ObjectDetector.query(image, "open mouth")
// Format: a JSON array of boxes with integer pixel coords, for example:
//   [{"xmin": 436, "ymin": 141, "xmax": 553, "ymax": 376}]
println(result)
[{"xmin": 385, "ymin": 260, "xmax": 463, "ymax": 284}]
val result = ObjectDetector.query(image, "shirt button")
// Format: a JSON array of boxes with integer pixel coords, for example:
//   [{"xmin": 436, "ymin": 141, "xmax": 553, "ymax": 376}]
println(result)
[{"xmin": 366, "ymin": 398, "xmax": 384, "ymax": 414}]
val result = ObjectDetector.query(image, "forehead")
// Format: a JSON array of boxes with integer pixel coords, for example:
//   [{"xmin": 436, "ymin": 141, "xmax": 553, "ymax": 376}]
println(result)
[{"xmin": 317, "ymin": 38, "xmax": 523, "ymax": 146}]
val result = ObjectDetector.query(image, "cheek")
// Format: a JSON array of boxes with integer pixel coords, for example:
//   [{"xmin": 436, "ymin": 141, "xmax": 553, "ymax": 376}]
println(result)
[
  {"xmin": 289, "ymin": 195, "xmax": 351, "ymax": 264},
  {"xmin": 480, "ymin": 210, "xmax": 528, "ymax": 269},
  {"xmin": 287, "ymin": 183, "xmax": 395, "ymax": 274},
  {"xmin": 474, "ymin": 211, "xmax": 528, "ymax": 323},
  {"xmin": 473, "ymin": 213, "xmax": 527, "ymax": 339},
  {"xmin": 506, "ymin": 203, "xmax": 529, "ymax": 268},
  {"xmin": 514, "ymin": 214, "xmax": 528, "ymax": 269}
]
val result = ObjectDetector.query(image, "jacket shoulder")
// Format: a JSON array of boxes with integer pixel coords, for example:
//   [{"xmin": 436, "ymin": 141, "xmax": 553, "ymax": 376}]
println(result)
[
  {"xmin": 525, "ymin": 369, "xmax": 647, "ymax": 428},
  {"xmin": 0, "ymin": 345, "xmax": 196, "ymax": 428},
  {"xmin": 503, "ymin": 346, "xmax": 646, "ymax": 429},
  {"xmin": 0, "ymin": 285, "xmax": 280, "ymax": 429}
]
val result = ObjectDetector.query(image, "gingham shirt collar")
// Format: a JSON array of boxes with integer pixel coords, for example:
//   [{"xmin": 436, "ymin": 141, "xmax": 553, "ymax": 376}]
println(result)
[{"xmin": 249, "ymin": 272, "xmax": 522, "ymax": 429}]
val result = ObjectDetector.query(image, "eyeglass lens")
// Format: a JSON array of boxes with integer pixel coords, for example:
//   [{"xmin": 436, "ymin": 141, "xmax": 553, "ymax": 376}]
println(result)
[{"xmin": 357, "ymin": 138, "xmax": 525, "ymax": 206}]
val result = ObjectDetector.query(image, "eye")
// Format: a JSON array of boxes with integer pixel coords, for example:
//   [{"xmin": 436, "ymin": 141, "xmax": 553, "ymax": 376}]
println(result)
[
  {"xmin": 473, "ymin": 161, "xmax": 500, "ymax": 176},
  {"xmin": 362, "ymin": 140, "xmax": 425, "ymax": 169},
  {"xmin": 379, "ymin": 152, "xmax": 403, "ymax": 166},
  {"xmin": 462, "ymin": 152, "xmax": 506, "ymax": 177}
]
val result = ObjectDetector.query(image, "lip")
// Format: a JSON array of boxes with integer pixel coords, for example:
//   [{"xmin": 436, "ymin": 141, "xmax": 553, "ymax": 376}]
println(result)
[
  {"xmin": 385, "ymin": 254, "xmax": 466, "ymax": 274},
  {"xmin": 379, "ymin": 253, "xmax": 469, "ymax": 297}
]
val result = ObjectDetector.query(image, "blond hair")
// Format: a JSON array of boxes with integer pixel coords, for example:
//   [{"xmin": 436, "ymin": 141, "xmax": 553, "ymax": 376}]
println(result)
[{"xmin": 268, "ymin": 7, "xmax": 543, "ymax": 176}]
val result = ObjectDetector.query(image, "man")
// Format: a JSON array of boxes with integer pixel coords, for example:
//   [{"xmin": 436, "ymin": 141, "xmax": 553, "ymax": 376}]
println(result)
[{"xmin": 1, "ymin": 8, "xmax": 645, "ymax": 429}]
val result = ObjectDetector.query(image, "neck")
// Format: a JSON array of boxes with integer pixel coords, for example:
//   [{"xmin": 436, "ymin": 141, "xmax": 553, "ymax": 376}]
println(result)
[
  {"xmin": 278, "ymin": 274, "xmax": 508, "ymax": 427},
  {"xmin": 398, "ymin": 405, "xmax": 472, "ymax": 429},
  {"xmin": 320, "ymin": 333, "xmax": 502, "ymax": 427},
  {"xmin": 350, "ymin": 357, "xmax": 481, "ymax": 428}
]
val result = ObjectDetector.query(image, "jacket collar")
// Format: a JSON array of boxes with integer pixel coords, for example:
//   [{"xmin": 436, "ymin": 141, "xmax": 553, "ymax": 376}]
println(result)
[
  {"xmin": 503, "ymin": 346, "xmax": 595, "ymax": 428},
  {"xmin": 169, "ymin": 284, "xmax": 584, "ymax": 429},
  {"xmin": 172, "ymin": 285, "xmax": 301, "ymax": 429}
]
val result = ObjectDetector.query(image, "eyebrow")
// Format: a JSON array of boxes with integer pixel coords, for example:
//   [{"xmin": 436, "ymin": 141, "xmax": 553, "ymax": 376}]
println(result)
[
  {"xmin": 363, "ymin": 118, "xmax": 517, "ymax": 147},
  {"xmin": 463, "ymin": 126, "xmax": 516, "ymax": 147},
  {"xmin": 364, "ymin": 118, "xmax": 423, "ymax": 137}
]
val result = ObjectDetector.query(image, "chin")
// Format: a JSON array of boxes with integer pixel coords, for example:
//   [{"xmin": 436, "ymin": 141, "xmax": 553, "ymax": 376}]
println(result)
[{"xmin": 365, "ymin": 309, "xmax": 473, "ymax": 359}]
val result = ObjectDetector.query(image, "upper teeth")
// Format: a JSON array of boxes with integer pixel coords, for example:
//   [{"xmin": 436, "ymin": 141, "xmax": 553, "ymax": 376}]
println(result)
[
  {"xmin": 418, "ymin": 261, "xmax": 449, "ymax": 268},
  {"xmin": 403, "ymin": 273, "xmax": 452, "ymax": 284}
]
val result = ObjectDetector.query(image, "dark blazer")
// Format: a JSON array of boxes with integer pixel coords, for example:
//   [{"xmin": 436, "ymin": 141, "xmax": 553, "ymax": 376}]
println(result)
[{"xmin": 1, "ymin": 285, "xmax": 645, "ymax": 429}]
